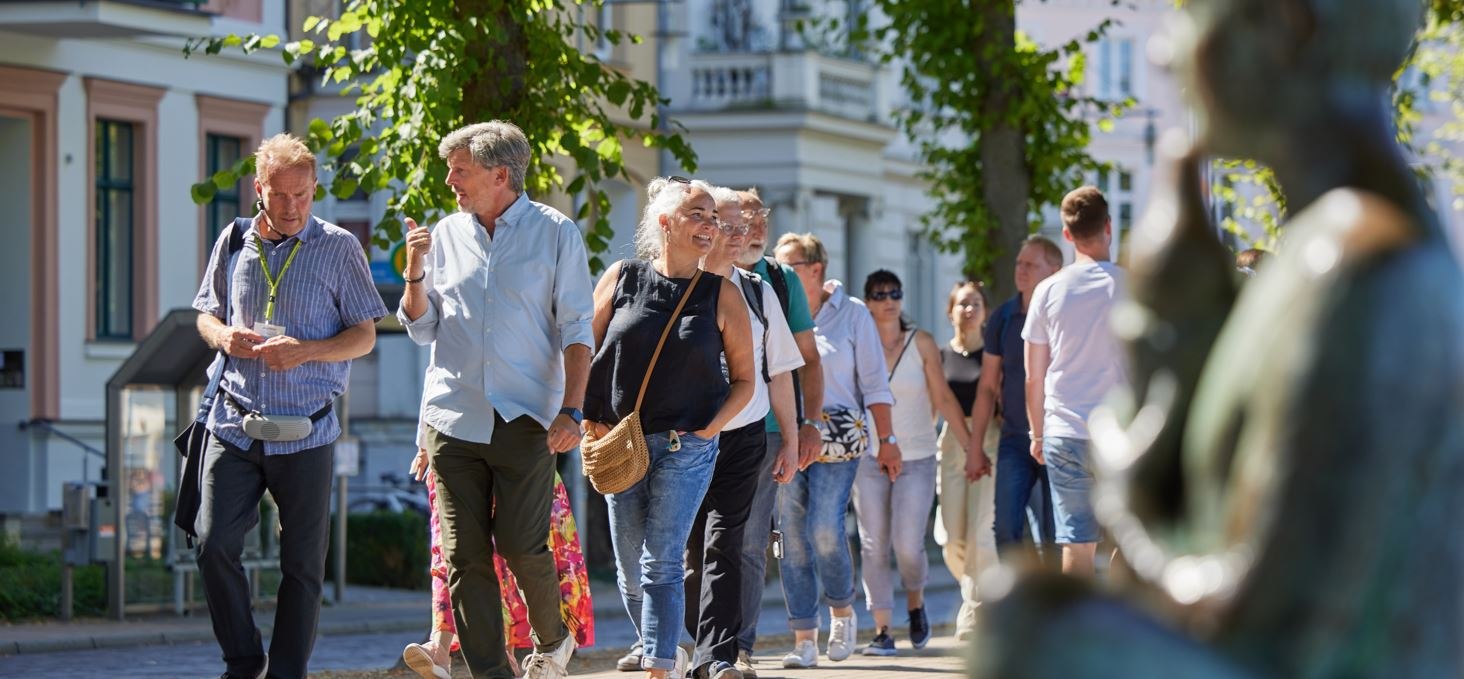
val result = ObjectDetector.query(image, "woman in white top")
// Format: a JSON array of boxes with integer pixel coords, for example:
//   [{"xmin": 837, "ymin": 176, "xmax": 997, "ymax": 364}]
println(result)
[{"xmin": 852, "ymin": 269, "xmax": 971, "ymax": 656}]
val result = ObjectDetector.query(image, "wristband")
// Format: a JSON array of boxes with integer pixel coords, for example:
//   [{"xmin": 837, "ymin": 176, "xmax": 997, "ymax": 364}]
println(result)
[{"xmin": 404, "ymin": 271, "xmax": 426, "ymax": 284}]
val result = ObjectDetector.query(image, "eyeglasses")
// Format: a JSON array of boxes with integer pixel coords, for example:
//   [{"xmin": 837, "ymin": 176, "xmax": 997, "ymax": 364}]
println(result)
[
  {"xmin": 719, "ymin": 221, "xmax": 750, "ymax": 235},
  {"xmin": 868, "ymin": 289, "xmax": 904, "ymax": 302},
  {"xmin": 781, "ymin": 260, "xmax": 818, "ymax": 268},
  {"xmin": 742, "ymin": 207, "xmax": 771, "ymax": 220}
]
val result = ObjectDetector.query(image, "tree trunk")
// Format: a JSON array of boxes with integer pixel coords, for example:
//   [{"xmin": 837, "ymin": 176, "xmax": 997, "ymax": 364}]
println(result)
[
  {"xmin": 457, "ymin": 0, "xmax": 530, "ymax": 121},
  {"xmin": 975, "ymin": 0, "xmax": 1031, "ymax": 304}
]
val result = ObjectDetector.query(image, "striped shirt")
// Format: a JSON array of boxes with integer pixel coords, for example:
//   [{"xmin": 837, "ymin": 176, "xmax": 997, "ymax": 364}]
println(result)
[
  {"xmin": 399, "ymin": 193, "xmax": 596, "ymax": 444},
  {"xmin": 193, "ymin": 215, "xmax": 388, "ymax": 455}
]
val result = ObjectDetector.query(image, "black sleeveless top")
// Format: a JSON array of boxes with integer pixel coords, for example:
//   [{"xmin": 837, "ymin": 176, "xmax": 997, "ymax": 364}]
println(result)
[
  {"xmin": 940, "ymin": 344, "xmax": 983, "ymax": 415},
  {"xmin": 585, "ymin": 259, "xmax": 728, "ymax": 434}
]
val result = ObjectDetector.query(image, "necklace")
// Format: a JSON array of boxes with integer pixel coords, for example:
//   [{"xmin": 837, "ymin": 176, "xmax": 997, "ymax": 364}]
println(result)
[{"xmin": 949, "ymin": 336, "xmax": 981, "ymax": 357}]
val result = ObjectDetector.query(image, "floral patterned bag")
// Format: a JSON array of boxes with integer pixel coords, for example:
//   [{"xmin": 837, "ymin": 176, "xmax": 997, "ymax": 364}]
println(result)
[{"xmin": 816, "ymin": 407, "xmax": 869, "ymax": 463}]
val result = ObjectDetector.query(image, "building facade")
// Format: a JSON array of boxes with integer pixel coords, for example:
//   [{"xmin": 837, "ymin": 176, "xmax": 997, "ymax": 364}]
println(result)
[{"xmin": 0, "ymin": 0, "xmax": 290, "ymax": 521}]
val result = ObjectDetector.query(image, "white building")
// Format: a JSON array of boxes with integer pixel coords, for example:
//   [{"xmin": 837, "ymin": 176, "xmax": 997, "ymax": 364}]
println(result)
[
  {"xmin": 1018, "ymin": 0, "xmax": 1464, "ymax": 261},
  {"xmin": 655, "ymin": 0, "xmax": 970, "ymax": 335},
  {"xmin": 0, "ymin": 0, "xmax": 290, "ymax": 519}
]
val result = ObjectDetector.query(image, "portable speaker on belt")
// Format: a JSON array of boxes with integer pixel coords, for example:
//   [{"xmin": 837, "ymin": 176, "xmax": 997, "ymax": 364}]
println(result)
[{"xmin": 226, "ymin": 392, "xmax": 333, "ymax": 442}]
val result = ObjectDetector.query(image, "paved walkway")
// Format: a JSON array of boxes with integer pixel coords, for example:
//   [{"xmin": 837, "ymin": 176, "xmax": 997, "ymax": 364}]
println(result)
[
  {"xmin": 572, "ymin": 635, "xmax": 968, "ymax": 679},
  {"xmin": 0, "ymin": 557, "xmax": 966, "ymax": 678}
]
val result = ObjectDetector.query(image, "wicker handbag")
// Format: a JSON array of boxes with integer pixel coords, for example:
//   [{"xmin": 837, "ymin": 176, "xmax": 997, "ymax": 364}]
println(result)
[{"xmin": 581, "ymin": 268, "xmax": 704, "ymax": 495}]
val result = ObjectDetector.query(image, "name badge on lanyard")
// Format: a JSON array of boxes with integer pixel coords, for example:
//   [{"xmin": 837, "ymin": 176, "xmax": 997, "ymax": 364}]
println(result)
[{"xmin": 255, "ymin": 234, "xmax": 302, "ymax": 339}]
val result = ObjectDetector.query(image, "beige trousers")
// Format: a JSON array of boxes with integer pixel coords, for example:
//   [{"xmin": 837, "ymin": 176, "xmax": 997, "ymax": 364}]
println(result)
[{"xmin": 934, "ymin": 418, "xmax": 998, "ymax": 638}]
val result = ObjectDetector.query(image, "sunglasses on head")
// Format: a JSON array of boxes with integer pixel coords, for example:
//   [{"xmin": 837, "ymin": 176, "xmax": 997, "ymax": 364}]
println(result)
[
  {"xmin": 868, "ymin": 289, "xmax": 904, "ymax": 302},
  {"xmin": 669, "ymin": 175, "xmax": 692, "ymax": 184}
]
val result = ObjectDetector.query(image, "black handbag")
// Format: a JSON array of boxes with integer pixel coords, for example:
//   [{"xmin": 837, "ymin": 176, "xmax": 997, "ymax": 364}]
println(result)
[{"xmin": 172, "ymin": 218, "xmax": 248, "ymax": 547}]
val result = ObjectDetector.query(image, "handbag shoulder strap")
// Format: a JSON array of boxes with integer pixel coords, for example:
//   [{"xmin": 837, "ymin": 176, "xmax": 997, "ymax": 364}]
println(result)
[
  {"xmin": 888, "ymin": 329, "xmax": 917, "ymax": 380},
  {"xmin": 633, "ymin": 267, "xmax": 704, "ymax": 412}
]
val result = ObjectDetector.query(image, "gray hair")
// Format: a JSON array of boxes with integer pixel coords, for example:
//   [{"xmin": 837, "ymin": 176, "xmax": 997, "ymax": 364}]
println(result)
[
  {"xmin": 437, "ymin": 121, "xmax": 531, "ymax": 194},
  {"xmin": 635, "ymin": 177, "xmax": 715, "ymax": 260},
  {"xmin": 710, "ymin": 186, "xmax": 741, "ymax": 208}
]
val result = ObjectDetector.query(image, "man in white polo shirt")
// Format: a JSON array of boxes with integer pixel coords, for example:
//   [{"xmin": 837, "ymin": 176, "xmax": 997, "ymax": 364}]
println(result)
[{"xmin": 1022, "ymin": 185, "xmax": 1128, "ymax": 576}]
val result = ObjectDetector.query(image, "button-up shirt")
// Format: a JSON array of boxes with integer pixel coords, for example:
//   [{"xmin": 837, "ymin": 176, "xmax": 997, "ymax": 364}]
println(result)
[
  {"xmin": 399, "ymin": 193, "xmax": 596, "ymax": 444},
  {"xmin": 193, "ymin": 215, "xmax": 388, "ymax": 455},
  {"xmin": 813, "ymin": 280, "xmax": 894, "ymax": 414}
]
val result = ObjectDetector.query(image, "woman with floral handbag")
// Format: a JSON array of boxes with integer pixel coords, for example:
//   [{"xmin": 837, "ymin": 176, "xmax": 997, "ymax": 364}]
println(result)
[{"xmin": 771, "ymin": 233, "xmax": 901, "ymax": 669}]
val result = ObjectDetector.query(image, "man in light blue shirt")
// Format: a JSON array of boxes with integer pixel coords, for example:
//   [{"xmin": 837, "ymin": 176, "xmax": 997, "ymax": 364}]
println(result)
[{"xmin": 398, "ymin": 120, "xmax": 594, "ymax": 679}]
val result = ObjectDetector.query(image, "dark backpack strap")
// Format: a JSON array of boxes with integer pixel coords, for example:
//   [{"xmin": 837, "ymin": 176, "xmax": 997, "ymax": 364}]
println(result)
[
  {"xmin": 763, "ymin": 255, "xmax": 791, "ymax": 313},
  {"xmin": 737, "ymin": 273, "xmax": 771, "ymax": 383},
  {"xmin": 760, "ymin": 256, "xmax": 803, "ymax": 422},
  {"xmin": 196, "ymin": 220, "xmax": 251, "ymax": 421}
]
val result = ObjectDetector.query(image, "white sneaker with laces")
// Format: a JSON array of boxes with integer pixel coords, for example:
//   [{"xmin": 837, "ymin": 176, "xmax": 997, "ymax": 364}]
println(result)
[
  {"xmin": 735, "ymin": 649, "xmax": 758, "ymax": 679},
  {"xmin": 826, "ymin": 610, "xmax": 856, "ymax": 662},
  {"xmin": 524, "ymin": 635, "xmax": 576, "ymax": 679},
  {"xmin": 781, "ymin": 639, "xmax": 819, "ymax": 669}
]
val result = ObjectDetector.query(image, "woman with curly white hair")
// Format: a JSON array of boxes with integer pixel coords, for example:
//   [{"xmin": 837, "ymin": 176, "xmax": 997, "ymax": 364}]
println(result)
[{"xmin": 584, "ymin": 176, "xmax": 755, "ymax": 679}]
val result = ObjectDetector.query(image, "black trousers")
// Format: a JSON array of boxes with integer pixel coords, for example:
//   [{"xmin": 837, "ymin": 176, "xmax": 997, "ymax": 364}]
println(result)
[
  {"xmin": 195, "ymin": 436, "xmax": 333, "ymax": 679},
  {"xmin": 684, "ymin": 420, "xmax": 769, "ymax": 671}
]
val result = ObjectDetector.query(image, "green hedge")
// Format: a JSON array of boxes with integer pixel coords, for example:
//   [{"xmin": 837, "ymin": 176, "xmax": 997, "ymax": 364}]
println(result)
[
  {"xmin": 0, "ymin": 535, "xmax": 105, "ymax": 621},
  {"xmin": 327, "ymin": 511, "xmax": 430, "ymax": 591}
]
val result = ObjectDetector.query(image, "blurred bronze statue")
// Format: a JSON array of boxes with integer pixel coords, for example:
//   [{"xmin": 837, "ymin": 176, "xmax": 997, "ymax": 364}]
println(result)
[{"xmin": 972, "ymin": 0, "xmax": 1464, "ymax": 677}]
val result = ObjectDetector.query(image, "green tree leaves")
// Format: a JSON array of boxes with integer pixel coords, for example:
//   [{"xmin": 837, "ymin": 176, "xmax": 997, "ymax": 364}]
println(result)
[{"xmin": 184, "ymin": 0, "xmax": 695, "ymax": 270}]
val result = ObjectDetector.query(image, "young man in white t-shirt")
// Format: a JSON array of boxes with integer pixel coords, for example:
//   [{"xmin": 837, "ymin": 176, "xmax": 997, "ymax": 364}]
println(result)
[{"xmin": 1021, "ymin": 185, "xmax": 1128, "ymax": 576}]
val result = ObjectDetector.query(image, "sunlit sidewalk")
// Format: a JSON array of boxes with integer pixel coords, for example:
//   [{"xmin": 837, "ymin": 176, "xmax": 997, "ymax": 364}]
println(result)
[{"xmin": 568, "ymin": 634, "xmax": 969, "ymax": 679}]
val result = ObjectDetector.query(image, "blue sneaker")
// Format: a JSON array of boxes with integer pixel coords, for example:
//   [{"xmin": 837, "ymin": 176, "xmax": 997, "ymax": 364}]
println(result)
[
  {"xmin": 862, "ymin": 627, "xmax": 896, "ymax": 656},
  {"xmin": 909, "ymin": 607, "xmax": 931, "ymax": 649}
]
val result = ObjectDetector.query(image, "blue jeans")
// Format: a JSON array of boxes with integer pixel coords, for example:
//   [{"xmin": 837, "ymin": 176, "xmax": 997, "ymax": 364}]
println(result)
[
  {"xmin": 993, "ymin": 433, "xmax": 1056, "ymax": 552},
  {"xmin": 776, "ymin": 457, "xmax": 860, "ymax": 631},
  {"xmin": 1044, "ymin": 436, "xmax": 1098, "ymax": 544},
  {"xmin": 737, "ymin": 431, "xmax": 785, "ymax": 653},
  {"xmin": 608, "ymin": 431, "xmax": 719, "ymax": 670}
]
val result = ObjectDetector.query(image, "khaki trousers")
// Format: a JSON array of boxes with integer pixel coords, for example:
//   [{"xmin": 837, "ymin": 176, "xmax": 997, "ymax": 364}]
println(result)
[{"xmin": 935, "ymin": 418, "xmax": 998, "ymax": 637}]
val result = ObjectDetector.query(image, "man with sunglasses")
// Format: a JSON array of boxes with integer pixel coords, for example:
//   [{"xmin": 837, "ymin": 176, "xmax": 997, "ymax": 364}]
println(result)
[{"xmin": 728, "ymin": 189, "xmax": 824, "ymax": 678}]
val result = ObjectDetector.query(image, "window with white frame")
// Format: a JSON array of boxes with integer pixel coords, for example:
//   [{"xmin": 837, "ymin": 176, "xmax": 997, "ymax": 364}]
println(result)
[
  {"xmin": 1095, "ymin": 165, "xmax": 1135, "ymax": 244},
  {"xmin": 1095, "ymin": 37, "xmax": 1135, "ymax": 100}
]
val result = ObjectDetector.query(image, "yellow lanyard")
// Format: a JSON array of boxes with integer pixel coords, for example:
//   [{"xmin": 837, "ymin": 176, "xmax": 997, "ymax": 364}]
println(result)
[{"xmin": 254, "ymin": 235, "xmax": 302, "ymax": 323}]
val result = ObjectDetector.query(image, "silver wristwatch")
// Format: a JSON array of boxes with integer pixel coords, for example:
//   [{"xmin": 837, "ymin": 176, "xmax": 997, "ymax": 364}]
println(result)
[{"xmin": 881, "ymin": 434, "xmax": 898, "ymax": 445}]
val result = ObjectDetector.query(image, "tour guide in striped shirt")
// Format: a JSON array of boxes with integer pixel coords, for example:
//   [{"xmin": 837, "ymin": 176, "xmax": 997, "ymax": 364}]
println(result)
[
  {"xmin": 192, "ymin": 133, "xmax": 388, "ymax": 679},
  {"xmin": 398, "ymin": 120, "xmax": 597, "ymax": 679}
]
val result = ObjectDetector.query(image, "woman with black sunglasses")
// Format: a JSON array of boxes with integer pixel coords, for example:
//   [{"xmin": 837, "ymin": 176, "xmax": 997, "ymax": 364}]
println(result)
[{"xmin": 852, "ymin": 270, "xmax": 972, "ymax": 656}]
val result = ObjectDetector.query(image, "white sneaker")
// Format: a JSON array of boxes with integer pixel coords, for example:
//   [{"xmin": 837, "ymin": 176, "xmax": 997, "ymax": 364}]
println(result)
[
  {"xmin": 524, "ymin": 635, "xmax": 576, "ymax": 679},
  {"xmin": 781, "ymin": 640, "xmax": 819, "ymax": 669},
  {"xmin": 826, "ymin": 610, "xmax": 856, "ymax": 662},
  {"xmin": 674, "ymin": 646, "xmax": 691, "ymax": 678},
  {"xmin": 402, "ymin": 642, "xmax": 451, "ymax": 679},
  {"xmin": 735, "ymin": 650, "xmax": 758, "ymax": 679}
]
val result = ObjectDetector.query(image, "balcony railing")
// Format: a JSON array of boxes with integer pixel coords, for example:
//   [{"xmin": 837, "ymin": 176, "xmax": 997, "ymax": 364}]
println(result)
[
  {"xmin": 0, "ymin": 0, "xmax": 213, "ymax": 39},
  {"xmin": 671, "ymin": 50, "xmax": 883, "ymax": 124}
]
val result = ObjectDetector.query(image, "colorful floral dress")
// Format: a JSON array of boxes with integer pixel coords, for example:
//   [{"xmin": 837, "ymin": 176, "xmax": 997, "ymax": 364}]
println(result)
[{"xmin": 427, "ymin": 471, "xmax": 595, "ymax": 651}]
